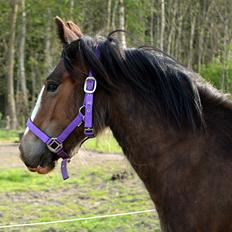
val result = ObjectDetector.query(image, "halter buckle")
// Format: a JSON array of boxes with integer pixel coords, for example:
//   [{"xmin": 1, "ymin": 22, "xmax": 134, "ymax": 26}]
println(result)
[
  {"xmin": 84, "ymin": 128, "xmax": 94, "ymax": 137},
  {"xmin": 84, "ymin": 77, "xmax": 97, "ymax": 94},
  {"xmin": 47, "ymin": 138, "xmax": 63, "ymax": 153}
]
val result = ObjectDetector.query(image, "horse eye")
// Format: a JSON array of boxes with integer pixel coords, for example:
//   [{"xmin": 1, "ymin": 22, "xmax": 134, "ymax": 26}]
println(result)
[{"xmin": 47, "ymin": 83, "xmax": 58, "ymax": 92}]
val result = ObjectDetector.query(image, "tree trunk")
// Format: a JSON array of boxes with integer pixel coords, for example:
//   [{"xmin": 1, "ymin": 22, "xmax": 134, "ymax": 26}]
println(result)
[
  {"xmin": 187, "ymin": 11, "xmax": 196, "ymax": 68},
  {"xmin": 118, "ymin": 0, "xmax": 126, "ymax": 48},
  {"xmin": 112, "ymin": 0, "xmax": 118, "ymax": 30},
  {"xmin": 44, "ymin": 9, "xmax": 52, "ymax": 75},
  {"xmin": 70, "ymin": 0, "xmax": 74, "ymax": 20},
  {"xmin": 167, "ymin": 0, "xmax": 177, "ymax": 54},
  {"xmin": 175, "ymin": 13, "xmax": 183, "ymax": 60},
  {"xmin": 150, "ymin": 0, "xmax": 155, "ymax": 45},
  {"xmin": 31, "ymin": 67, "xmax": 36, "ymax": 106},
  {"xmin": 160, "ymin": 0, "xmax": 165, "ymax": 51},
  {"xmin": 7, "ymin": 0, "xmax": 18, "ymax": 129},
  {"xmin": 18, "ymin": 0, "xmax": 28, "ymax": 119},
  {"xmin": 197, "ymin": 27, "xmax": 204, "ymax": 72},
  {"xmin": 197, "ymin": 1, "xmax": 212, "ymax": 71},
  {"xmin": 221, "ymin": 20, "xmax": 229, "ymax": 91},
  {"xmin": 167, "ymin": 0, "xmax": 177, "ymax": 55},
  {"xmin": 107, "ymin": 0, "xmax": 112, "ymax": 32}
]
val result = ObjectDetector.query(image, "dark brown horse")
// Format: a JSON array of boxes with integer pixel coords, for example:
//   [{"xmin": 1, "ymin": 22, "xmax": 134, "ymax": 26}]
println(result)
[{"xmin": 19, "ymin": 17, "xmax": 232, "ymax": 232}]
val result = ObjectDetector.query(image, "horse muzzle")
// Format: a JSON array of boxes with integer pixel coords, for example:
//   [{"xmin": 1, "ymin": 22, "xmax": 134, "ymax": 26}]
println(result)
[
  {"xmin": 27, "ymin": 166, "xmax": 52, "ymax": 174},
  {"xmin": 19, "ymin": 142, "xmax": 57, "ymax": 174}
]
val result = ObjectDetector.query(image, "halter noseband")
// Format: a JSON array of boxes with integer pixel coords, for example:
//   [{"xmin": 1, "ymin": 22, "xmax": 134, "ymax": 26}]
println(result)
[{"xmin": 26, "ymin": 47, "xmax": 99, "ymax": 180}]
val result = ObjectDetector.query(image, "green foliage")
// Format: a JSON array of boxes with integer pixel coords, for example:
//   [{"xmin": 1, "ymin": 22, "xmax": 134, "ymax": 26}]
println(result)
[
  {"xmin": 200, "ymin": 60, "xmax": 232, "ymax": 93},
  {"xmin": 125, "ymin": 0, "xmax": 152, "ymax": 44},
  {"xmin": 1, "ymin": 0, "xmax": 232, "ymax": 125},
  {"xmin": 0, "ymin": 129, "xmax": 19, "ymax": 142},
  {"xmin": 200, "ymin": 63, "xmax": 222, "ymax": 88}
]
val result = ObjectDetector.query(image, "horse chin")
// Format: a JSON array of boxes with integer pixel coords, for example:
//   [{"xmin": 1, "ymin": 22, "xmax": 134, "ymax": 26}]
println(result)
[
  {"xmin": 27, "ymin": 161, "xmax": 56, "ymax": 175},
  {"xmin": 27, "ymin": 154, "xmax": 57, "ymax": 175},
  {"xmin": 37, "ymin": 166, "xmax": 53, "ymax": 174}
]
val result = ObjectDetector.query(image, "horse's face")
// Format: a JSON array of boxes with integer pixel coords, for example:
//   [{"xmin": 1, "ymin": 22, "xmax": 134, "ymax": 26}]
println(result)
[{"xmin": 19, "ymin": 17, "xmax": 88, "ymax": 174}]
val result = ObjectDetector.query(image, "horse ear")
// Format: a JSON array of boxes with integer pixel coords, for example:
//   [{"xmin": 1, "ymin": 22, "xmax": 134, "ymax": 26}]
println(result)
[
  {"xmin": 54, "ymin": 16, "xmax": 79, "ymax": 45},
  {"xmin": 66, "ymin": 21, "xmax": 83, "ymax": 38}
]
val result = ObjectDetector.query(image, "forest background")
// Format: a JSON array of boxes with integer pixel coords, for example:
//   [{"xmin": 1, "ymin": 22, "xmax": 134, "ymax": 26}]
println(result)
[{"xmin": 1, "ymin": 0, "xmax": 232, "ymax": 129}]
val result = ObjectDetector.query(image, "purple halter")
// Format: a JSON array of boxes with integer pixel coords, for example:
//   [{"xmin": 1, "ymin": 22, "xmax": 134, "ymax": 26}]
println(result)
[{"xmin": 26, "ymin": 47, "xmax": 99, "ymax": 180}]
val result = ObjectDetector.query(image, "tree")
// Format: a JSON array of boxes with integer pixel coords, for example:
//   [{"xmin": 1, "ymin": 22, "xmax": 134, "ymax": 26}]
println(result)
[
  {"xmin": 0, "ymin": 0, "xmax": 232, "ymax": 127},
  {"xmin": 6, "ymin": 0, "xmax": 18, "ymax": 129},
  {"xmin": 187, "ymin": 3, "xmax": 197, "ymax": 68},
  {"xmin": 17, "ymin": 0, "xmax": 28, "ymax": 124},
  {"xmin": 160, "ymin": 0, "xmax": 165, "ymax": 51},
  {"xmin": 111, "ymin": 0, "xmax": 118, "ymax": 30},
  {"xmin": 119, "ymin": 0, "xmax": 126, "ymax": 48},
  {"xmin": 107, "ymin": 0, "xmax": 112, "ymax": 32},
  {"xmin": 44, "ymin": 9, "xmax": 52, "ymax": 75}
]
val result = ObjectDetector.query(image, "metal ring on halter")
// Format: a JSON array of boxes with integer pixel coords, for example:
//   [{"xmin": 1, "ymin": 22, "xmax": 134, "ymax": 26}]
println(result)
[
  {"xmin": 47, "ymin": 138, "xmax": 63, "ymax": 153},
  {"xmin": 79, "ymin": 105, "xmax": 85, "ymax": 119},
  {"xmin": 84, "ymin": 77, "xmax": 97, "ymax": 93}
]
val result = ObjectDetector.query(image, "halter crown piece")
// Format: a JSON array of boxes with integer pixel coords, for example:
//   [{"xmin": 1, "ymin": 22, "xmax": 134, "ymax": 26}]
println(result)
[{"xmin": 26, "ymin": 47, "xmax": 100, "ymax": 180}]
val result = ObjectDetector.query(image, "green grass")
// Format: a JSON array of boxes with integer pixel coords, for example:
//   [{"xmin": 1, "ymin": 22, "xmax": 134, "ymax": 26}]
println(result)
[
  {"xmin": 0, "ymin": 168, "xmax": 67, "ymax": 192},
  {"xmin": 0, "ymin": 166, "xmax": 113, "ymax": 192},
  {"xmin": 0, "ymin": 129, "xmax": 19, "ymax": 142},
  {"xmin": 82, "ymin": 131, "xmax": 122, "ymax": 153},
  {"xmin": 0, "ymin": 162, "xmax": 160, "ymax": 231}
]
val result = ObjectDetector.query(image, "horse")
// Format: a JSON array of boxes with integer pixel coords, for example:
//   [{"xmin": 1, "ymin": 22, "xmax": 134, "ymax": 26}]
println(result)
[{"xmin": 19, "ymin": 17, "xmax": 232, "ymax": 232}]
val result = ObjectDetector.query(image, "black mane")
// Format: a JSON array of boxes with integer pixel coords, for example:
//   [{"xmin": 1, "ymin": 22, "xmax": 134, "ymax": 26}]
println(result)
[{"xmin": 62, "ymin": 35, "xmax": 205, "ymax": 130}]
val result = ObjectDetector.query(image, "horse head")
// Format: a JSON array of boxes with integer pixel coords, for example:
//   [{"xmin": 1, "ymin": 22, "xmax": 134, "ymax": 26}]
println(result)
[{"xmin": 19, "ymin": 17, "xmax": 107, "ymax": 177}]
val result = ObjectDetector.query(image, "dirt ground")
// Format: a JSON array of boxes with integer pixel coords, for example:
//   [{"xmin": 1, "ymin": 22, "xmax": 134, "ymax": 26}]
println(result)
[{"xmin": 0, "ymin": 143, "xmax": 125, "ymax": 169}]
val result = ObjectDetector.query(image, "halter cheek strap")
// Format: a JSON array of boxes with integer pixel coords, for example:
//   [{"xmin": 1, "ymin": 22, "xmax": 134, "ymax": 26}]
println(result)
[
  {"xmin": 83, "ymin": 75, "xmax": 97, "ymax": 136},
  {"xmin": 26, "ymin": 75, "xmax": 97, "ymax": 180}
]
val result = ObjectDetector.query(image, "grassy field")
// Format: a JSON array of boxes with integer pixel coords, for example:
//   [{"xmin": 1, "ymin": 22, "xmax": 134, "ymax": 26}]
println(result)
[
  {"xmin": 0, "ymin": 154, "xmax": 160, "ymax": 232},
  {"xmin": 0, "ymin": 129, "xmax": 19, "ymax": 143},
  {"xmin": 0, "ymin": 130, "xmax": 160, "ymax": 231},
  {"xmin": 82, "ymin": 132, "xmax": 122, "ymax": 153}
]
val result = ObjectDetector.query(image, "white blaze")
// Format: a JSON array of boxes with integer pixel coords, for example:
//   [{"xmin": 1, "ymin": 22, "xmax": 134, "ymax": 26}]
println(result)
[{"xmin": 24, "ymin": 85, "xmax": 45, "ymax": 135}]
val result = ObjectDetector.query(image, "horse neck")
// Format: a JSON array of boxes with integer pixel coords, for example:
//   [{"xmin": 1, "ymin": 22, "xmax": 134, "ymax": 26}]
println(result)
[
  {"xmin": 108, "ymin": 90, "xmax": 203, "ymax": 197},
  {"xmin": 107, "ymin": 84, "xmax": 232, "ymax": 196},
  {"xmin": 198, "ymin": 84, "xmax": 232, "ymax": 154}
]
